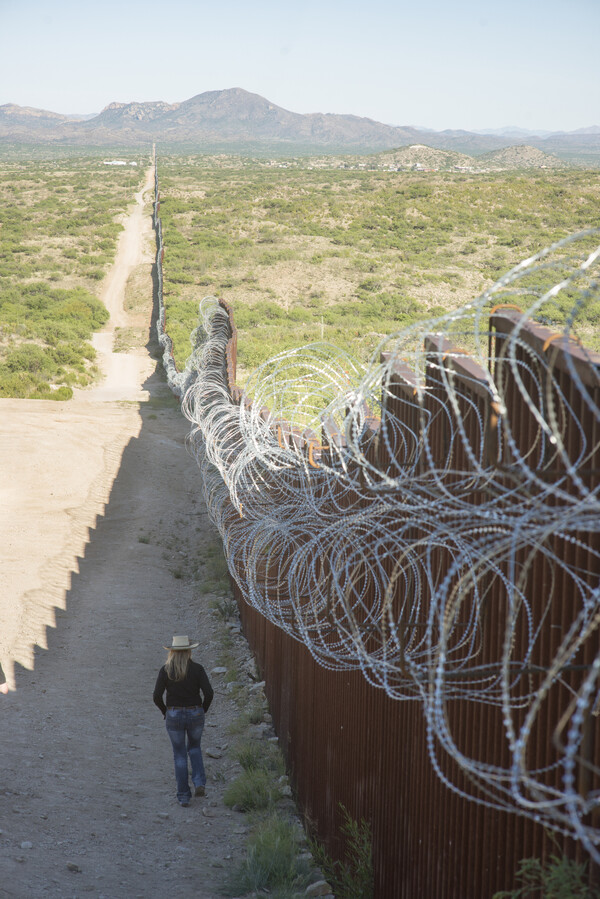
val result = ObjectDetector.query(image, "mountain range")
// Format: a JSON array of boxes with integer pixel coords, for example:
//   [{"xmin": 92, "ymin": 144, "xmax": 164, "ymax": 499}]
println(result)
[{"xmin": 1, "ymin": 88, "xmax": 599, "ymax": 163}]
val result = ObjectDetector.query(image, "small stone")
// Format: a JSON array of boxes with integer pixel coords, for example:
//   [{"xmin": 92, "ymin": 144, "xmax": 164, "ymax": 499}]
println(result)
[
  {"xmin": 20, "ymin": 841, "xmax": 33, "ymax": 850},
  {"xmin": 211, "ymin": 667, "xmax": 227, "ymax": 675},
  {"xmin": 233, "ymin": 826, "xmax": 247, "ymax": 834},
  {"xmin": 280, "ymin": 785, "xmax": 292, "ymax": 797},
  {"xmin": 305, "ymin": 881, "xmax": 334, "ymax": 897},
  {"xmin": 251, "ymin": 723, "xmax": 268, "ymax": 736},
  {"xmin": 120, "ymin": 813, "xmax": 128, "ymax": 819},
  {"xmin": 202, "ymin": 807, "xmax": 216, "ymax": 818},
  {"xmin": 157, "ymin": 812, "xmax": 169, "ymax": 819},
  {"xmin": 206, "ymin": 749, "xmax": 223, "ymax": 759},
  {"xmin": 66, "ymin": 862, "xmax": 81, "ymax": 873},
  {"xmin": 15, "ymin": 856, "xmax": 25, "ymax": 863}
]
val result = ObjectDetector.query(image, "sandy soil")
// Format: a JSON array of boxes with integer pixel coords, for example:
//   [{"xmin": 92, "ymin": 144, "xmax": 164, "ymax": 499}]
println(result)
[{"xmin": 0, "ymin": 168, "xmax": 253, "ymax": 897}]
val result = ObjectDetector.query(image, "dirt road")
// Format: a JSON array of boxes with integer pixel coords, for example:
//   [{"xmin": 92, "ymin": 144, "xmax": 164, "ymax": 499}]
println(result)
[{"xmin": 0, "ymin": 169, "xmax": 249, "ymax": 897}]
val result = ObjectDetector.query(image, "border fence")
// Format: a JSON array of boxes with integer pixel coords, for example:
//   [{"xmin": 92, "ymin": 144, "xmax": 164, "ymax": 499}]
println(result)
[
  {"xmin": 215, "ymin": 300, "xmax": 599, "ymax": 897},
  {"xmin": 154, "ymin": 163, "xmax": 600, "ymax": 897}
]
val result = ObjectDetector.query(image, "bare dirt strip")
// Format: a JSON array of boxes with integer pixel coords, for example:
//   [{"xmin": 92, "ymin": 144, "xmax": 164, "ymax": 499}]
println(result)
[{"xmin": 0, "ymin": 169, "xmax": 252, "ymax": 897}]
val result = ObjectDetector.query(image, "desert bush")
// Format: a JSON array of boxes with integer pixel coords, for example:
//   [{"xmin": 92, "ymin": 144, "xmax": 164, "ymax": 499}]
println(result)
[
  {"xmin": 225, "ymin": 814, "xmax": 311, "ymax": 898},
  {"xmin": 0, "ymin": 154, "xmax": 145, "ymax": 396},
  {"xmin": 310, "ymin": 805, "xmax": 374, "ymax": 899},
  {"xmin": 155, "ymin": 157, "xmax": 600, "ymax": 376},
  {"xmin": 224, "ymin": 767, "xmax": 282, "ymax": 812},
  {"xmin": 493, "ymin": 854, "xmax": 599, "ymax": 899}
]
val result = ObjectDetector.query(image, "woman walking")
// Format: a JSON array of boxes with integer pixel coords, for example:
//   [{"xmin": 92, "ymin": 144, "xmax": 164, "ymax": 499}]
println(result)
[{"xmin": 153, "ymin": 635, "xmax": 214, "ymax": 807}]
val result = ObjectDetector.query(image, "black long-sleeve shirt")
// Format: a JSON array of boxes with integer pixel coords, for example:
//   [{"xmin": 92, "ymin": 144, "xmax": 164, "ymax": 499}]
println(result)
[{"xmin": 153, "ymin": 660, "xmax": 214, "ymax": 716}]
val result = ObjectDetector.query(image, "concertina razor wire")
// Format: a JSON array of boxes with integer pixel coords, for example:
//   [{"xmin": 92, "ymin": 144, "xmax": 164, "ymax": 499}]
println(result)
[{"xmin": 156, "ymin": 177, "xmax": 600, "ymax": 856}]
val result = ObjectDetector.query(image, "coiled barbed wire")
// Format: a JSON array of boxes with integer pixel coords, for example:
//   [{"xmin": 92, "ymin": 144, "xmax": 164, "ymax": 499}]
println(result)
[{"xmin": 180, "ymin": 230, "xmax": 600, "ymax": 854}]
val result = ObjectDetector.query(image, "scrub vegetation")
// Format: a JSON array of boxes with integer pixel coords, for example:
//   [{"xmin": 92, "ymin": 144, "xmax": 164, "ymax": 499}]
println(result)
[
  {"xmin": 310, "ymin": 805, "xmax": 374, "ymax": 899},
  {"xmin": 209, "ymin": 593, "xmax": 318, "ymax": 898},
  {"xmin": 493, "ymin": 853, "xmax": 600, "ymax": 898},
  {"xmin": 157, "ymin": 156, "xmax": 600, "ymax": 380},
  {"xmin": 0, "ymin": 154, "xmax": 146, "ymax": 398}
]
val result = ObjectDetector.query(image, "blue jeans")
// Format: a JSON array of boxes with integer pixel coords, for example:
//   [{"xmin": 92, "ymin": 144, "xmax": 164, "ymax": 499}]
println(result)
[{"xmin": 165, "ymin": 707, "xmax": 206, "ymax": 804}]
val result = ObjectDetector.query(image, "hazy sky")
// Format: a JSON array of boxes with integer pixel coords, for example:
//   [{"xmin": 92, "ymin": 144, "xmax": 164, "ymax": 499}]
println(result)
[{"xmin": 0, "ymin": 0, "xmax": 598, "ymax": 132}]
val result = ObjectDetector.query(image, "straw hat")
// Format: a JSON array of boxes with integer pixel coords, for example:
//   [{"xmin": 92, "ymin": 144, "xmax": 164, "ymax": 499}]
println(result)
[{"xmin": 164, "ymin": 635, "xmax": 200, "ymax": 651}]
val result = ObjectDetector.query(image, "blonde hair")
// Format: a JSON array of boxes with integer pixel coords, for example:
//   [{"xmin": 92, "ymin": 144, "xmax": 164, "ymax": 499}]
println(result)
[{"xmin": 165, "ymin": 648, "xmax": 191, "ymax": 681}]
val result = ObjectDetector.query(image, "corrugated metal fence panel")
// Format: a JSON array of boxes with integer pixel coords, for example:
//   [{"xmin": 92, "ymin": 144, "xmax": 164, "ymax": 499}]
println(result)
[
  {"xmin": 237, "ymin": 586, "xmax": 585, "ymax": 898},
  {"xmin": 224, "ymin": 308, "xmax": 599, "ymax": 898}
]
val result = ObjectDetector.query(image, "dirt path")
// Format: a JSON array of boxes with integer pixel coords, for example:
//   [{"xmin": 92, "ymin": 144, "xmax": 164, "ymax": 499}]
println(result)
[{"xmin": 0, "ymin": 170, "xmax": 251, "ymax": 897}]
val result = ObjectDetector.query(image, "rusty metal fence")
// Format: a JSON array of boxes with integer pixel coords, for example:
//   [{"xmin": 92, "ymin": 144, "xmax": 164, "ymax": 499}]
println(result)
[{"xmin": 200, "ymin": 297, "xmax": 600, "ymax": 899}]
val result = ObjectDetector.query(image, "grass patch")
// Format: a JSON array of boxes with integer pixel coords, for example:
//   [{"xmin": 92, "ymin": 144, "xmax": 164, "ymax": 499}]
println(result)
[
  {"xmin": 225, "ymin": 814, "xmax": 312, "ymax": 898},
  {"xmin": 144, "ymin": 393, "xmax": 180, "ymax": 410},
  {"xmin": 227, "ymin": 700, "xmax": 267, "ymax": 735},
  {"xmin": 235, "ymin": 739, "xmax": 286, "ymax": 778},
  {"xmin": 224, "ymin": 767, "xmax": 282, "ymax": 812},
  {"xmin": 113, "ymin": 326, "xmax": 146, "ymax": 352},
  {"xmin": 199, "ymin": 536, "xmax": 231, "ymax": 594}
]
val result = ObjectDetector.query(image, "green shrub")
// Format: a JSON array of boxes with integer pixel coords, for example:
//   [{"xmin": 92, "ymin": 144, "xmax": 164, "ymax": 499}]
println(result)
[
  {"xmin": 493, "ymin": 854, "xmax": 600, "ymax": 899},
  {"xmin": 234, "ymin": 740, "xmax": 285, "ymax": 776},
  {"xmin": 225, "ymin": 814, "xmax": 311, "ymax": 897},
  {"xmin": 236, "ymin": 741, "xmax": 267, "ymax": 771},
  {"xmin": 310, "ymin": 805, "xmax": 373, "ymax": 899},
  {"xmin": 47, "ymin": 386, "xmax": 73, "ymax": 401},
  {"xmin": 224, "ymin": 767, "xmax": 282, "ymax": 812},
  {"xmin": 5, "ymin": 344, "xmax": 54, "ymax": 375}
]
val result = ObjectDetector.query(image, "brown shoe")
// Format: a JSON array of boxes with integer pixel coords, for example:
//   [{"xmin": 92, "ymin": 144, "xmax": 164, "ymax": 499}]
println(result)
[{"xmin": 195, "ymin": 785, "xmax": 205, "ymax": 797}]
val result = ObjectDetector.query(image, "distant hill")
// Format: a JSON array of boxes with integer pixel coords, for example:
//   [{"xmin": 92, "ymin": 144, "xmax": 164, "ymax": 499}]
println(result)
[
  {"xmin": 0, "ymin": 103, "xmax": 76, "ymax": 135},
  {"xmin": 374, "ymin": 144, "xmax": 473, "ymax": 170},
  {"xmin": 0, "ymin": 89, "xmax": 423, "ymax": 152},
  {"xmin": 0, "ymin": 88, "xmax": 598, "ymax": 163},
  {"xmin": 334, "ymin": 143, "xmax": 566, "ymax": 174},
  {"xmin": 472, "ymin": 145, "xmax": 566, "ymax": 171}
]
